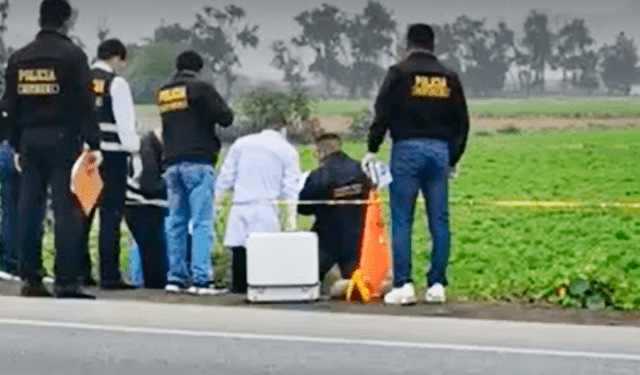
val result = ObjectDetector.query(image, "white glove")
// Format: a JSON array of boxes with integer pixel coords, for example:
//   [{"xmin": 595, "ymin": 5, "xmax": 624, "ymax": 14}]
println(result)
[
  {"xmin": 449, "ymin": 165, "xmax": 458, "ymax": 180},
  {"xmin": 287, "ymin": 203, "xmax": 297, "ymax": 231},
  {"xmin": 13, "ymin": 153, "xmax": 23, "ymax": 173},
  {"xmin": 213, "ymin": 191, "xmax": 224, "ymax": 219},
  {"xmin": 89, "ymin": 150, "xmax": 103, "ymax": 167},
  {"xmin": 361, "ymin": 152, "xmax": 377, "ymax": 172}
]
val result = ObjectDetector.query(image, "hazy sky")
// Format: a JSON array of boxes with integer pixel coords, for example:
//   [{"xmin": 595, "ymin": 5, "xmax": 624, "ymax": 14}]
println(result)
[{"xmin": 5, "ymin": 0, "xmax": 640, "ymax": 79}]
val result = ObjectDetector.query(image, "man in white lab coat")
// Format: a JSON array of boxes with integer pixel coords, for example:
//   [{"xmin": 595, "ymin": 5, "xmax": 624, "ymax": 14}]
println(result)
[{"xmin": 215, "ymin": 116, "xmax": 301, "ymax": 293}]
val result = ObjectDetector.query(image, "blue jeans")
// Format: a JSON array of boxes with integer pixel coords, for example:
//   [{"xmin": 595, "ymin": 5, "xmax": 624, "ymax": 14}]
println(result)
[
  {"xmin": 128, "ymin": 235, "xmax": 143, "ymax": 287},
  {"xmin": 390, "ymin": 139, "xmax": 450, "ymax": 288},
  {"xmin": 0, "ymin": 144, "xmax": 19, "ymax": 274},
  {"xmin": 165, "ymin": 162, "xmax": 216, "ymax": 287}
]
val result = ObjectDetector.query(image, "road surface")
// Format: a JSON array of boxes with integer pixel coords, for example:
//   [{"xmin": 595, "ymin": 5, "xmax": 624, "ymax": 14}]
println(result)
[{"xmin": 1, "ymin": 296, "xmax": 640, "ymax": 374}]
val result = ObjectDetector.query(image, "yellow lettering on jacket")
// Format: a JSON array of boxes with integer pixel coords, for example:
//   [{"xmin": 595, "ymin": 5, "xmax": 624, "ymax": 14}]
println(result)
[
  {"xmin": 17, "ymin": 69, "xmax": 59, "ymax": 96},
  {"xmin": 158, "ymin": 86, "xmax": 188, "ymax": 113},
  {"xmin": 411, "ymin": 75, "xmax": 450, "ymax": 98},
  {"xmin": 92, "ymin": 79, "xmax": 106, "ymax": 95}
]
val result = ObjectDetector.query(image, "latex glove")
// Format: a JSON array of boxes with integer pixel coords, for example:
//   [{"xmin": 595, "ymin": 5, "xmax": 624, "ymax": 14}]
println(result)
[
  {"xmin": 361, "ymin": 152, "xmax": 377, "ymax": 172},
  {"xmin": 89, "ymin": 150, "xmax": 103, "ymax": 167},
  {"xmin": 449, "ymin": 165, "xmax": 458, "ymax": 180},
  {"xmin": 287, "ymin": 203, "xmax": 297, "ymax": 231},
  {"xmin": 213, "ymin": 191, "xmax": 224, "ymax": 219},
  {"xmin": 13, "ymin": 153, "xmax": 23, "ymax": 173}
]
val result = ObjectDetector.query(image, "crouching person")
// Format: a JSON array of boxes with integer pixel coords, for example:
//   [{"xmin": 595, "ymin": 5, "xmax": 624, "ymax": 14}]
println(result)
[
  {"xmin": 298, "ymin": 134, "xmax": 371, "ymax": 297},
  {"xmin": 125, "ymin": 130, "xmax": 168, "ymax": 289}
]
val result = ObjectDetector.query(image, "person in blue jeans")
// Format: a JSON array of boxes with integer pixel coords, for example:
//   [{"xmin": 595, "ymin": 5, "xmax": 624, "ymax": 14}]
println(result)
[
  {"xmin": 0, "ymin": 143, "xmax": 19, "ymax": 275},
  {"xmin": 157, "ymin": 51, "xmax": 233, "ymax": 295},
  {"xmin": 364, "ymin": 24, "xmax": 469, "ymax": 305}
]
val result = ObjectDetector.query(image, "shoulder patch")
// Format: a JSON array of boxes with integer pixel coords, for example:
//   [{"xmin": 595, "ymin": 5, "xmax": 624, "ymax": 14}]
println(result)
[
  {"xmin": 158, "ymin": 85, "xmax": 188, "ymax": 113},
  {"xmin": 410, "ymin": 74, "xmax": 451, "ymax": 99}
]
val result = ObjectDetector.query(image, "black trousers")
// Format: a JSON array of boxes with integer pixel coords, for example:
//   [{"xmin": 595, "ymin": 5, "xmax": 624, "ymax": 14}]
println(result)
[
  {"xmin": 83, "ymin": 151, "xmax": 128, "ymax": 283},
  {"xmin": 231, "ymin": 247, "xmax": 247, "ymax": 293},
  {"xmin": 16, "ymin": 127, "xmax": 84, "ymax": 287},
  {"xmin": 124, "ymin": 205, "xmax": 168, "ymax": 289},
  {"xmin": 318, "ymin": 246, "xmax": 358, "ymax": 282}
]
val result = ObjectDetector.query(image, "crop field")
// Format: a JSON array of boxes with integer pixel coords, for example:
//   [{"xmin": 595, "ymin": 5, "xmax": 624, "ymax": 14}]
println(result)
[{"xmin": 38, "ymin": 98, "xmax": 640, "ymax": 310}]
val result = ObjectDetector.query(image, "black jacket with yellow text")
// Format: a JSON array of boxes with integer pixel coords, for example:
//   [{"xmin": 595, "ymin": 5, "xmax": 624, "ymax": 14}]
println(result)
[
  {"xmin": 1, "ymin": 29, "xmax": 100, "ymax": 151},
  {"xmin": 368, "ymin": 51, "xmax": 469, "ymax": 166},
  {"xmin": 157, "ymin": 71, "xmax": 233, "ymax": 165}
]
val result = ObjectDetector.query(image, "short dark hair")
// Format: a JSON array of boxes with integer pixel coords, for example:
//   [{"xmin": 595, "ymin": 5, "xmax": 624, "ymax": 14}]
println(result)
[
  {"xmin": 315, "ymin": 133, "xmax": 342, "ymax": 156},
  {"xmin": 315, "ymin": 133, "xmax": 341, "ymax": 144},
  {"xmin": 97, "ymin": 39, "xmax": 127, "ymax": 61},
  {"xmin": 39, "ymin": 0, "xmax": 72, "ymax": 29},
  {"xmin": 176, "ymin": 51, "xmax": 204, "ymax": 72},
  {"xmin": 407, "ymin": 23, "xmax": 434, "ymax": 50}
]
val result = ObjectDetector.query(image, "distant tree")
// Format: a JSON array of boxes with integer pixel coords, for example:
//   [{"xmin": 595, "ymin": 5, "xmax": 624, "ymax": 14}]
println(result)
[
  {"xmin": 293, "ymin": 4, "xmax": 347, "ymax": 96},
  {"xmin": 123, "ymin": 40, "xmax": 184, "ymax": 102},
  {"xmin": 97, "ymin": 18, "xmax": 110, "ymax": 42},
  {"xmin": 552, "ymin": 18, "xmax": 596, "ymax": 92},
  {"xmin": 432, "ymin": 17, "xmax": 512, "ymax": 96},
  {"xmin": 191, "ymin": 5, "xmax": 260, "ymax": 99},
  {"xmin": 600, "ymin": 32, "xmax": 639, "ymax": 95},
  {"xmin": 0, "ymin": 0, "xmax": 9, "ymax": 95},
  {"xmin": 154, "ymin": 20, "xmax": 191, "ymax": 43},
  {"xmin": 521, "ymin": 10, "xmax": 553, "ymax": 92},
  {"xmin": 344, "ymin": 0, "xmax": 396, "ymax": 97},
  {"xmin": 270, "ymin": 40, "xmax": 305, "ymax": 91}
]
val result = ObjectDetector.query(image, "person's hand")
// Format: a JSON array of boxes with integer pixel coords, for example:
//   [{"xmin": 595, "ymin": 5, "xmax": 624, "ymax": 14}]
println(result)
[
  {"xmin": 13, "ymin": 153, "xmax": 23, "ymax": 173},
  {"xmin": 89, "ymin": 150, "xmax": 103, "ymax": 167},
  {"xmin": 449, "ymin": 165, "xmax": 458, "ymax": 180},
  {"xmin": 361, "ymin": 152, "xmax": 377, "ymax": 172},
  {"xmin": 287, "ymin": 204, "xmax": 297, "ymax": 231}
]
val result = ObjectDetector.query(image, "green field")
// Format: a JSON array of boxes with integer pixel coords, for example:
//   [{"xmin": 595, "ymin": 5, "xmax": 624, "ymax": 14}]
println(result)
[
  {"xmin": 38, "ymin": 99, "xmax": 640, "ymax": 310},
  {"xmin": 306, "ymin": 97, "xmax": 640, "ymax": 118}
]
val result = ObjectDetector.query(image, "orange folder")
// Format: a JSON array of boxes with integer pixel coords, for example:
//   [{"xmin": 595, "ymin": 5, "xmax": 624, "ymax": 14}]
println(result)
[
  {"xmin": 346, "ymin": 190, "xmax": 391, "ymax": 303},
  {"xmin": 70, "ymin": 151, "xmax": 104, "ymax": 216}
]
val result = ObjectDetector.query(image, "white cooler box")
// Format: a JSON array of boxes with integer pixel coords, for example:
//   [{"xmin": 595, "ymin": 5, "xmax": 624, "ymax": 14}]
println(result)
[{"xmin": 246, "ymin": 232, "xmax": 320, "ymax": 302}]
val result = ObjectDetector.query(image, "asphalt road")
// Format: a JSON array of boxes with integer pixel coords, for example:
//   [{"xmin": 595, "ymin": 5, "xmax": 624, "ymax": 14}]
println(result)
[{"xmin": 1, "ymin": 296, "xmax": 640, "ymax": 374}]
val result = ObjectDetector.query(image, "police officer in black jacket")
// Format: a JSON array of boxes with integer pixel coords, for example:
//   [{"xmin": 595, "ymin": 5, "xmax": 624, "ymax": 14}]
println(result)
[
  {"xmin": 2, "ymin": 0, "xmax": 101, "ymax": 298},
  {"xmin": 365, "ymin": 24, "xmax": 469, "ymax": 305},
  {"xmin": 298, "ymin": 134, "xmax": 370, "ymax": 288},
  {"xmin": 158, "ymin": 51, "xmax": 233, "ymax": 294}
]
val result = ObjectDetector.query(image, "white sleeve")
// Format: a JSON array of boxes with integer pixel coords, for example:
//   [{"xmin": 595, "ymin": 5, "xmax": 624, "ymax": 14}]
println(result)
[
  {"xmin": 215, "ymin": 142, "xmax": 240, "ymax": 199},
  {"xmin": 281, "ymin": 147, "xmax": 302, "ymax": 199},
  {"xmin": 110, "ymin": 77, "xmax": 140, "ymax": 153}
]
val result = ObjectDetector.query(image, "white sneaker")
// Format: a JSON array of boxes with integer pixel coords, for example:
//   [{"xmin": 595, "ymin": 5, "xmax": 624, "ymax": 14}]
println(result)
[
  {"xmin": 425, "ymin": 283, "xmax": 446, "ymax": 303},
  {"xmin": 165, "ymin": 284, "xmax": 183, "ymax": 294},
  {"xmin": 384, "ymin": 283, "xmax": 417, "ymax": 305},
  {"xmin": 186, "ymin": 286, "xmax": 228, "ymax": 296},
  {"xmin": 329, "ymin": 279, "xmax": 350, "ymax": 299}
]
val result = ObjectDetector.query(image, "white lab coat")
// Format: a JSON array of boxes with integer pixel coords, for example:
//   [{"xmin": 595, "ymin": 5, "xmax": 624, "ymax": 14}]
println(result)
[{"xmin": 215, "ymin": 129, "xmax": 301, "ymax": 247}]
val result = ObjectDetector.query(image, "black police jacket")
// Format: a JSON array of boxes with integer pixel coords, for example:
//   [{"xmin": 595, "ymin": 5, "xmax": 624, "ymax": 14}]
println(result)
[
  {"xmin": 2, "ymin": 29, "xmax": 100, "ymax": 150},
  {"xmin": 368, "ymin": 50, "xmax": 470, "ymax": 166},
  {"xmin": 298, "ymin": 152, "xmax": 371, "ymax": 267},
  {"xmin": 157, "ymin": 71, "xmax": 233, "ymax": 165}
]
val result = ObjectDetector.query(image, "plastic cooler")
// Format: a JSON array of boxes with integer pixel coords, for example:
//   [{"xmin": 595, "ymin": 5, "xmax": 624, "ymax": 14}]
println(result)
[{"xmin": 246, "ymin": 232, "xmax": 320, "ymax": 302}]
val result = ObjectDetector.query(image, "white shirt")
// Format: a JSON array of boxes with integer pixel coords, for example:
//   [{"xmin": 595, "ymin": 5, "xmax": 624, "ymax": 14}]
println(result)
[
  {"xmin": 91, "ymin": 60, "xmax": 140, "ymax": 153},
  {"xmin": 215, "ymin": 129, "xmax": 301, "ymax": 203}
]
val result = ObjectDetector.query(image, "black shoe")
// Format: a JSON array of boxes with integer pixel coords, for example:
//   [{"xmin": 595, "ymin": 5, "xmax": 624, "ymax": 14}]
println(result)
[
  {"xmin": 54, "ymin": 285, "xmax": 96, "ymax": 299},
  {"xmin": 79, "ymin": 277, "xmax": 98, "ymax": 287},
  {"xmin": 100, "ymin": 279, "xmax": 136, "ymax": 290},
  {"xmin": 20, "ymin": 282, "xmax": 53, "ymax": 297}
]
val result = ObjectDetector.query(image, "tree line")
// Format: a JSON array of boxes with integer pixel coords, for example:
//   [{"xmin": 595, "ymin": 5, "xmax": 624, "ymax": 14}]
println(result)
[{"xmin": 0, "ymin": 1, "xmax": 638, "ymax": 100}]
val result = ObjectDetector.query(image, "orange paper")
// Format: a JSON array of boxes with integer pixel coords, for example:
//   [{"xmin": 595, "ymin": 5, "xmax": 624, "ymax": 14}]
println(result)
[{"xmin": 70, "ymin": 151, "xmax": 103, "ymax": 216}]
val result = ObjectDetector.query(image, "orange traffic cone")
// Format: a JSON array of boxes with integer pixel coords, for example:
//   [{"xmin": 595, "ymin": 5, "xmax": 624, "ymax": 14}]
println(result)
[{"xmin": 346, "ymin": 190, "xmax": 390, "ymax": 303}]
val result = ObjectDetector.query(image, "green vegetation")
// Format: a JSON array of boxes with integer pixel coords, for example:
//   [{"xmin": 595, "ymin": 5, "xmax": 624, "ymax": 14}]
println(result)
[
  {"xmin": 304, "ymin": 97, "xmax": 640, "ymax": 119},
  {"xmin": 46, "ymin": 102, "xmax": 640, "ymax": 310}
]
